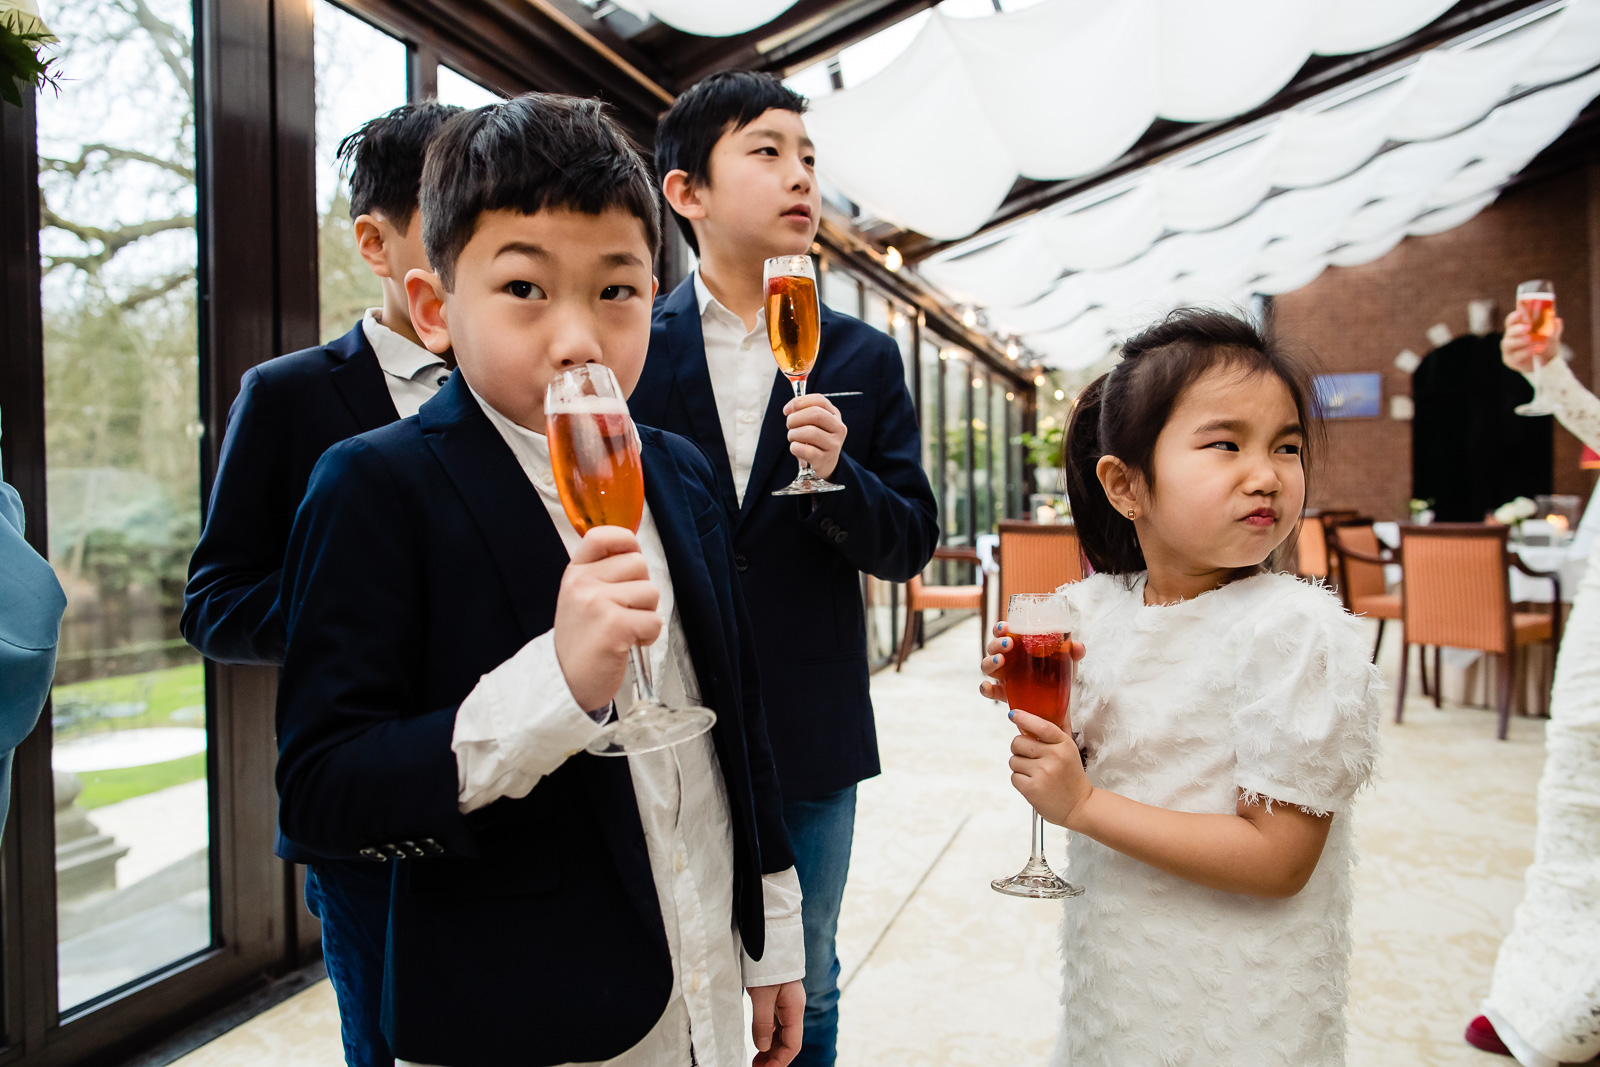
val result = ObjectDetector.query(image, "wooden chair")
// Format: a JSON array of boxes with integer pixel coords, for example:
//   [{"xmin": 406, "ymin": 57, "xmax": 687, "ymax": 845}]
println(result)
[
  {"xmin": 1297, "ymin": 508, "xmax": 1359, "ymax": 584},
  {"xmin": 896, "ymin": 546, "xmax": 986, "ymax": 671},
  {"xmin": 1327, "ymin": 520, "xmax": 1401, "ymax": 663},
  {"xmin": 1395, "ymin": 523, "xmax": 1562, "ymax": 739},
  {"xmin": 997, "ymin": 520, "xmax": 1084, "ymax": 619}
]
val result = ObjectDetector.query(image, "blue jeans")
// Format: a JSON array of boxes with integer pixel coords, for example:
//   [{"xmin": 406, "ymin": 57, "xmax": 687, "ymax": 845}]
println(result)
[
  {"xmin": 784, "ymin": 785, "xmax": 858, "ymax": 1067},
  {"xmin": 304, "ymin": 861, "xmax": 394, "ymax": 1067}
]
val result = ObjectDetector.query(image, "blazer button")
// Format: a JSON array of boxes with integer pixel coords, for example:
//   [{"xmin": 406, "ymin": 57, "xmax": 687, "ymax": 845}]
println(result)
[
  {"xmin": 382, "ymin": 843, "xmax": 404, "ymax": 859},
  {"xmin": 835, "ymin": 530, "xmax": 848, "ymax": 544},
  {"xmin": 401, "ymin": 840, "xmax": 425, "ymax": 857},
  {"xmin": 359, "ymin": 847, "xmax": 386, "ymax": 863},
  {"xmin": 422, "ymin": 838, "xmax": 445, "ymax": 855},
  {"xmin": 735, "ymin": 554, "xmax": 749, "ymax": 573}
]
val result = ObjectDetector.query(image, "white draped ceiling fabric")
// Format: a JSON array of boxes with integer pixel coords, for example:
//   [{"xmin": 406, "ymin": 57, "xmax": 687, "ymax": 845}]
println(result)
[{"xmin": 882, "ymin": 0, "xmax": 1600, "ymax": 371}]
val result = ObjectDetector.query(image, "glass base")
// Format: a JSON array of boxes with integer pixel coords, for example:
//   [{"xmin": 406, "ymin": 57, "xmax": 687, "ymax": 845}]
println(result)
[
  {"xmin": 773, "ymin": 470, "xmax": 846, "ymax": 496},
  {"xmin": 587, "ymin": 704, "xmax": 717, "ymax": 757},
  {"xmin": 1514, "ymin": 401, "xmax": 1554, "ymax": 417},
  {"xmin": 992, "ymin": 859, "xmax": 1084, "ymax": 899}
]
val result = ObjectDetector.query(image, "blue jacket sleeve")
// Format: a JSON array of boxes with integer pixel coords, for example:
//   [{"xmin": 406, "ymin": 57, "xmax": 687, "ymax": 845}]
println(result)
[
  {"xmin": 181, "ymin": 367, "xmax": 290, "ymax": 665},
  {"xmin": 274, "ymin": 440, "xmax": 476, "ymax": 859},
  {"xmin": 801, "ymin": 332, "xmax": 940, "ymax": 582},
  {"xmin": 0, "ymin": 479, "xmax": 65, "ymax": 753}
]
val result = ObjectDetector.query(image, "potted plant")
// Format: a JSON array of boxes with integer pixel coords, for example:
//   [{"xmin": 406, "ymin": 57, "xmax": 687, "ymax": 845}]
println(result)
[
  {"xmin": 1, "ymin": 0, "xmax": 58, "ymax": 108},
  {"xmin": 1016, "ymin": 425, "xmax": 1065, "ymax": 494},
  {"xmin": 1407, "ymin": 498, "xmax": 1435, "ymax": 525}
]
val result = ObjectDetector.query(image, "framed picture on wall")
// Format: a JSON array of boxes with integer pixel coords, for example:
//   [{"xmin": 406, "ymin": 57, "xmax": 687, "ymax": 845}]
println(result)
[{"xmin": 1313, "ymin": 372, "xmax": 1382, "ymax": 418}]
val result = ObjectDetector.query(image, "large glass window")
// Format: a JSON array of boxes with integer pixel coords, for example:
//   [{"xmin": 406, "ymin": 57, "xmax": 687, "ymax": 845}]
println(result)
[
  {"xmin": 972, "ymin": 370, "xmax": 992, "ymax": 536},
  {"xmin": 943, "ymin": 349, "xmax": 971, "ymax": 547},
  {"xmin": 437, "ymin": 64, "xmax": 501, "ymax": 108},
  {"xmin": 36, "ymin": 0, "xmax": 209, "ymax": 1012},
  {"xmin": 821, "ymin": 261, "xmax": 861, "ymax": 318},
  {"xmin": 315, "ymin": 1, "xmax": 408, "ymax": 342}
]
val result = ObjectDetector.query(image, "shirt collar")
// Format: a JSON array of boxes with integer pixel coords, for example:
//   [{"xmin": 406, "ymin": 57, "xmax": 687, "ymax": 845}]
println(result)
[
  {"xmin": 465, "ymin": 381, "xmax": 555, "ymax": 487},
  {"xmin": 692, "ymin": 269, "xmax": 762, "ymax": 333},
  {"xmin": 362, "ymin": 308, "xmax": 448, "ymax": 381}
]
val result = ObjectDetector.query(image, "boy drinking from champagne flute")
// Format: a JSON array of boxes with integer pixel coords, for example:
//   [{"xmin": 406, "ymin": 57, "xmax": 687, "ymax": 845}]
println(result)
[
  {"xmin": 274, "ymin": 92, "xmax": 803, "ymax": 1067},
  {"xmin": 635, "ymin": 70, "xmax": 939, "ymax": 1067}
]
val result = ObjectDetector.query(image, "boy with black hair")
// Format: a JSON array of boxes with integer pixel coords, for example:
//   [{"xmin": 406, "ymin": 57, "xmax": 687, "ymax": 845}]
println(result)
[
  {"xmin": 182, "ymin": 99, "xmax": 461, "ymax": 1067},
  {"xmin": 636, "ymin": 70, "xmax": 939, "ymax": 1067},
  {"xmin": 275, "ymin": 92, "xmax": 805, "ymax": 1067}
]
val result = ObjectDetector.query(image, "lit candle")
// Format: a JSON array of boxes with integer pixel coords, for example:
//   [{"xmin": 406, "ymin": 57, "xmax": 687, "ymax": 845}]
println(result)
[
  {"xmin": 1548, "ymin": 514, "xmax": 1570, "ymax": 533},
  {"xmin": 1037, "ymin": 505, "xmax": 1056, "ymax": 524}
]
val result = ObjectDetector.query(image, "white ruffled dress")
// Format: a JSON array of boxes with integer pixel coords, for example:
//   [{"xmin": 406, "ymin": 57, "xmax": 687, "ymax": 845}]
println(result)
[{"xmin": 1051, "ymin": 571, "xmax": 1381, "ymax": 1067}]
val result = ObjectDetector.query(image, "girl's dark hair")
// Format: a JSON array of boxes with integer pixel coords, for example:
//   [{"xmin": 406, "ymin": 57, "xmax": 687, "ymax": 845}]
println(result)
[{"xmin": 1065, "ymin": 307, "xmax": 1321, "ymax": 576}]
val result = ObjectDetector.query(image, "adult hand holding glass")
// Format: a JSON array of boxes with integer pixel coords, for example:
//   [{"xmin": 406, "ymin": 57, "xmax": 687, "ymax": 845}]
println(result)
[
  {"xmin": 1511, "ymin": 280, "xmax": 1560, "ymax": 416},
  {"xmin": 1502, "ymin": 305, "xmax": 1564, "ymax": 376}
]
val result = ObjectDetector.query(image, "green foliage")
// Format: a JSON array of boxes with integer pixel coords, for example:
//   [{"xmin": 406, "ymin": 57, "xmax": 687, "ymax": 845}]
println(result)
[
  {"xmin": 0, "ymin": 24, "xmax": 59, "ymax": 108},
  {"xmin": 53, "ymin": 662, "xmax": 204, "ymax": 741},
  {"xmin": 1015, "ymin": 425, "xmax": 1065, "ymax": 470},
  {"xmin": 76, "ymin": 752, "xmax": 205, "ymax": 809}
]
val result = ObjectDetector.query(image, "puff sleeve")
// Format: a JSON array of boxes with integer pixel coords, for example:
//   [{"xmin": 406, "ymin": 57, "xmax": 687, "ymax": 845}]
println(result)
[{"xmin": 1229, "ymin": 582, "xmax": 1382, "ymax": 815}]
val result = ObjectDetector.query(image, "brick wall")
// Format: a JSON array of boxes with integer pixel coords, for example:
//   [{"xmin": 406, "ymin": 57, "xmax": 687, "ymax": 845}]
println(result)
[{"xmin": 1273, "ymin": 165, "xmax": 1599, "ymax": 521}]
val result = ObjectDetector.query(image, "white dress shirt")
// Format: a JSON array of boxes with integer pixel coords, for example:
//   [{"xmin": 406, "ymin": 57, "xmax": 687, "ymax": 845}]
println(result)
[
  {"xmin": 361, "ymin": 308, "xmax": 451, "ymax": 419},
  {"xmin": 694, "ymin": 271, "xmax": 781, "ymax": 506},
  {"xmin": 398, "ymin": 386, "xmax": 804, "ymax": 1067}
]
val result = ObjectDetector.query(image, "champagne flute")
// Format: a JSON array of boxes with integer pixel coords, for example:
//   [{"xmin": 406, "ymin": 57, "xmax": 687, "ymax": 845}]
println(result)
[
  {"xmin": 992, "ymin": 593, "xmax": 1084, "ymax": 899},
  {"xmin": 545, "ymin": 363, "xmax": 717, "ymax": 756},
  {"xmin": 1514, "ymin": 279, "xmax": 1557, "ymax": 417},
  {"xmin": 765, "ymin": 255, "xmax": 845, "ymax": 496}
]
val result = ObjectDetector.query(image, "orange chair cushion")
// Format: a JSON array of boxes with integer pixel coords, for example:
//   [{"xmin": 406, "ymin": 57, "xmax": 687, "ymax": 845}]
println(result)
[
  {"xmin": 914, "ymin": 585, "xmax": 983, "ymax": 610},
  {"xmin": 1513, "ymin": 612, "xmax": 1553, "ymax": 645},
  {"xmin": 1350, "ymin": 593, "xmax": 1400, "ymax": 620}
]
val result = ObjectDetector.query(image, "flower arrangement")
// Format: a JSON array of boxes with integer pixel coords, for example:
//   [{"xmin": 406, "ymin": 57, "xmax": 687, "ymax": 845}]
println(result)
[
  {"xmin": 1492, "ymin": 496, "xmax": 1538, "ymax": 527},
  {"xmin": 1, "ymin": 1, "xmax": 58, "ymax": 109},
  {"xmin": 1407, "ymin": 498, "xmax": 1434, "ymax": 524}
]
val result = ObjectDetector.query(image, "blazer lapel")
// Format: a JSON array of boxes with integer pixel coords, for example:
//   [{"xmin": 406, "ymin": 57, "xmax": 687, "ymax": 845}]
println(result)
[
  {"xmin": 660, "ymin": 279, "xmax": 740, "ymax": 518},
  {"xmin": 417, "ymin": 376, "xmax": 567, "ymax": 642},
  {"xmin": 327, "ymin": 322, "xmax": 402, "ymax": 432}
]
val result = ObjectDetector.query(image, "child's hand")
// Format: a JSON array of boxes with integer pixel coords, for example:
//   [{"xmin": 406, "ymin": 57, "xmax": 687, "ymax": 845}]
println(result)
[
  {"xmin": 978, "ymin": 621, "xmax": 1085, "ymax": 703},
  {"xmin": 749, "ymin": 979, "xmax": 804, "ymax": 1066},
  {"xmin": 553, "ymin": 526, "xmax": 662, "ymax": 713},
  {"xmin": 783, "ymin": 393, "xmax": 847, "ymax": 479},
  {"xmin": 1502, "ymin": 307, "xmax": 1563, "ymax": 373},
  {"xmin": 1009, "ymin": 709, "xmax": 1093, "ymax": 828}
]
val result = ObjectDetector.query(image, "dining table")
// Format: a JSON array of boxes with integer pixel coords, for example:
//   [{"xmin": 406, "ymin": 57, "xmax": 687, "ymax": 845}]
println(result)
[{"xmin": 1372, "ymin": 521, "xmax": 1589, "ymax": 603}]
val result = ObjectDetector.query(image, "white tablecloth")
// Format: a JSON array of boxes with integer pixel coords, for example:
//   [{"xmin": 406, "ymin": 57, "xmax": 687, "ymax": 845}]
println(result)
[
  {"xmin": 1372, "ymin": 522, "xmax": 1586, "ymax": 604},
  {"xmin": 975, "ymin": 533, "xmax": 1000, "ymax": 574}
]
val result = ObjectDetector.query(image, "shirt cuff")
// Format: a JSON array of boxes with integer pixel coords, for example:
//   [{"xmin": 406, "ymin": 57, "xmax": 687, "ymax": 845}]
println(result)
[
  {"xmin": 741, "ymin": 866, "xmax": 806, "ymax": 987},
  {"xmin": 451, "ymin": 630, "xmax": 606, "ymax": 814}
]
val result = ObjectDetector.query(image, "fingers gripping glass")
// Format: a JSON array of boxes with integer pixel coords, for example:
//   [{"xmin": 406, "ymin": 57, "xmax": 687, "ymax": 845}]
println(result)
[
  {"xmin": 545, "ymin": 364, "xmax": 717, "ymax": 756},
  {"xmin": 765, "ymin": 255, "xmax": 845, "ymax": 496},
  {"xmin": 1515, "ymin": 279, "xmax": 1557, "ymax": 417},
  {"xmin": 993, "ymin": 594, "xmax": 1084, "ymax": 899}
]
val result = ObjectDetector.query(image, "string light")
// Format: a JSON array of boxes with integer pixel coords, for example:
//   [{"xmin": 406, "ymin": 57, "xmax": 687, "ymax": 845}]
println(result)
[
  {"xmin": 972, "ymin": 376, "xmax": 983, "ymax": 389},
  {"xmin": 1006, "ymin": 391, "xmax": 1015, "ymax": 401},
  {"xmin": 961, "ymin": 307, "xmax": 977, "ymax": 328},
  {"xmin": 1005, "ymin": 340, "xmax": 1019, "ymax": 360},
  {"xmin": 1054, "ymin": 389, "xmax": 1065, "ymax": 401},
  {"xmin": 884, "ymin": 246, "xmax": 903, "ymax": 272},
  {"xmin": 1034, "ymin": 373, "xmax": 1047, "ymax": 386}
]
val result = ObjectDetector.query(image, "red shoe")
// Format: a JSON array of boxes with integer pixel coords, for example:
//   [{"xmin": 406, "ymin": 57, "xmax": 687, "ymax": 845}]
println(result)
[{"xmin": 1465, "ymin": 1015, "xmax": 1512, "ymax": 1056}]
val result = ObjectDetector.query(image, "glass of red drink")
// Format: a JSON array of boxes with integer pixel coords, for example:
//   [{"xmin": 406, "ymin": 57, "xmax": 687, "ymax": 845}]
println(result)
[
  {"xmin": 992, "ymin": 593, "xmax": 1084, "ymax": 899},
  {"xmin": 1514, "ymin": 279, "xmax": 1557, "ymax": 417}
]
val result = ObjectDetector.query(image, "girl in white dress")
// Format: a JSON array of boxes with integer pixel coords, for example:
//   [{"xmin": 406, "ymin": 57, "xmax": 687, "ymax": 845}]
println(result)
[{"xmin": 979, "ymin": 309, "xmax": 1381, "ymax": 1066}]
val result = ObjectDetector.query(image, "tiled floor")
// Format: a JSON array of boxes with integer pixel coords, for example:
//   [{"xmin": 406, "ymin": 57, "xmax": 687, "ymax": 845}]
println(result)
[{"xmin": 169, "ymin": 615, "xmax": 1548, "ymax": 1066}]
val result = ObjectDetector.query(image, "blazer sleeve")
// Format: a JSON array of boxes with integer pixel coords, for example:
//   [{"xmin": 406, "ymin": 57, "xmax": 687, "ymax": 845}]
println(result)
[
  {"xmin": 801, "ymin": 331, "xmax": 940, "ymax": 582},
  {"xmin": 274, "ymin": 439, "xmax": 477, "ymax": 859},
  {"xmin": 181, "ymin": 367, "xmax": 291, "ymax": 666}
]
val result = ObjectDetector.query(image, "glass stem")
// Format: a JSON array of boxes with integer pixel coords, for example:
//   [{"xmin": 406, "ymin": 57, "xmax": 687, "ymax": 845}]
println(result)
[
  {"xmin": 1030, "ymin": 809, "xmax": 1049, "ymax": 868},
  {"xmin": 628, "ymin": 644, "xmax": 661, "ymax": 713},
  {"xmin": 792, "ymin": 377, "xmax": 815, "ymax": 476}
]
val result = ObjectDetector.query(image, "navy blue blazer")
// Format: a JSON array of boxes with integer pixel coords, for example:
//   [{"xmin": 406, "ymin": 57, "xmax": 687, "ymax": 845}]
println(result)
[
  {"xmin": 274, "ymin": 373, "xmax": 793, "ymax": 1066},
  {"xmin": 182, "ymin": 322, "xmax": 401, "ymax": 666},
  {"xmin": 631, "ymin": 277, "xmax": 939, "ymax": 802}
]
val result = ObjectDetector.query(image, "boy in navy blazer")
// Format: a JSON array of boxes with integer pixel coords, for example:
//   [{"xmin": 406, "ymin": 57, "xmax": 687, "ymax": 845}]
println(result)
[
  {"xmin": 276, "ymin": 93, "xmax": 804, "ymax": 1067},
  {"xmin": 635, "ymin": 71, "xmax": 939, "ymax": 1067},
  {"xmin": 182, "ymin": 101, "xmax": 460, "ymax": 1067}
]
